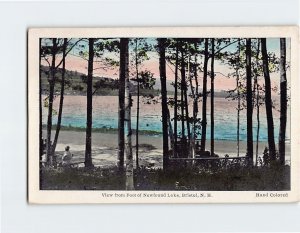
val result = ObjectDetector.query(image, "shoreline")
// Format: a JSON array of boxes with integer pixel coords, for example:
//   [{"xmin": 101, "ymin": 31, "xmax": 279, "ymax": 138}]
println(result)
[
  {"xmin": 43, "ymin": 129, "xmax": 291, "ymax": 168},
  {"xmin": 43, "ymin": 124, "xmax": 289, "ymax": 143},
  {"xmin": 43, "ymin": 124, "xmax": 162, "ymax": 136}
]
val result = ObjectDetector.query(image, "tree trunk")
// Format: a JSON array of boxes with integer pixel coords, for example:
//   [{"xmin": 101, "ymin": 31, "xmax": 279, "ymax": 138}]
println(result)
[
  {"xmin": 236, "ymin": 39, "xmax": 241, "ymax": 157},
  {"xmin": 200, "ymin": 39, "xmax": 209, "ymax": 153},
  {"xmin": 279, "ymin": 38, "xmax": 287, "ymax": 165},
  {"xmin": 167, "ymin": 108, "xmax": 174, "ymax": 148},
  {"xmin": 246, "ymin": 38, "xmax": 253, "ymax": 164},
  {"xmin": 84, "ymin": 38, "xmax": 94, "ymax": 168},
  {"xmin": 183, "ymin": 58, "xmax": 191, "ymax": 153},
  {"xmin": 123, "ymin": 38, "xmax": 134, "ymax": 190},
  {"xmin": 254, "ymin": 39, "xmax": 261, "ymax": 165},
  {"xmin": 261, "ymin": 38, "xmax": 276, "ymax": 161},
  {"xmin": 236, "ymin": 76, "xmax": 240, "ymax": 157},
  {"xmin": 158, "ymin": 38, "xmax": 169, "ymax": 169},
  {"xmin": 46, "ymin": 38, "xmax": 57, "ymax": 166},
  {"xmin": 173, "ymin": 41, "xmax": 179, "ymax": 158},
  {"xmin": 118, "ymin": 39, "xmax": 126, "ymax": 172},
  {"xmin": 256, "ymin": 83, "xmax": 260, "ymax": 166},
  {"xmin": 193, "ymin": 42, "xmax": 199, "ymax": 156},
  {"xmin": 188, "ymin": 51, "xmax": 195, "ymax": 158},
  {"xmin": 180, "ymin": 49, "xmax": 185, "ymax": 140},
  {"xmin": 210, "ymin": 38, "xmax": 215, "ymax": 156},
  {"xmin": 52, "ymin": 38, "xmax": 67, "ymax": 155},
  {"xmin": 39, "ymin": 38, "xmax": 43, "ymax": 161},
  {"xmin": 125, "ymin": 90, "xmax": 134, "ymax": 190},
  {"xmin": 135, "ymin": 40, "xmax": 140, "ymax": 169},
  {"xmin": 180, "ymin": 46, "xmax": 189, "ymax": 157},
  {"xmin": 39, "ymin": 38, "xmax": 43, "ymax": 189}
]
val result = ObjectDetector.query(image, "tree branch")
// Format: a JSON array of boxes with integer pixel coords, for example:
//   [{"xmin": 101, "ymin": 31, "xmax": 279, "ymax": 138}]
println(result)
[
  {"xmin": 215, "ymin": 71, "xmax": 231, "ymax": 79},
  {"xmin": 92, "ymin": 87, "xmax": 100, "ymax": 96},
  {"xmin": 211, "ymin": 39, "xmax": 239, "ymax": 58},
  {"xmin": 42, "ymin": 56, "xmax": 51, "ymax": 67},
  {"xmin": 55, "ymin": 38, "xmax": 85, "ymax": 68}
]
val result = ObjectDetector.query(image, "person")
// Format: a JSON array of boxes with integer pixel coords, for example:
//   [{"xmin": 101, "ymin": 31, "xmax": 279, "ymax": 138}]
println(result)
[
  {"xmin": 62, "ymin": 146, "xmax": 73, "ymax": 167},
  {"xmin": 41, "ymin": 153, "xmax": 47, "ymax": 167}
]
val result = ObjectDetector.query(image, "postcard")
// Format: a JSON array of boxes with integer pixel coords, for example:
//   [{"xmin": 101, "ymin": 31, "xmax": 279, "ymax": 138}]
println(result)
[{"xmin": 28, "ymin": 27, "xmax": 299, "ymax": 203}]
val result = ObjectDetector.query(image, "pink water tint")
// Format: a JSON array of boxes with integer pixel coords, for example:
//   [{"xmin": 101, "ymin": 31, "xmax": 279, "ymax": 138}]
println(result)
[
  {"xmin": 42, "ymin": 94, "xmax": 291, "ymax": 162},
  {"xmin": 42, "ymin": 94, "xmax": 290, "ymax": 142}
]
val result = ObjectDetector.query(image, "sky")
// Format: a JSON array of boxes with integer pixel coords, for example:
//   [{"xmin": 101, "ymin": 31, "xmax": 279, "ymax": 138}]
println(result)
[{"xmin": 41, "ymin": 38, "xmax": 291, "ymax": 92}]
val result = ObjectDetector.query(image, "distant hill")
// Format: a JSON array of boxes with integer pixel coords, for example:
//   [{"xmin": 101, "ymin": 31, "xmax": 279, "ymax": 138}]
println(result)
[
  {"xmin": 40, "ymin": 66, "xmax": 162, "ymax": 96},
  {"xmin": 41, "ymin": 66, "xmax": 229, "ymax": 98},
  {"xmin": 154, "ymin": 79, "xmax": 230, "ymax": 98}
]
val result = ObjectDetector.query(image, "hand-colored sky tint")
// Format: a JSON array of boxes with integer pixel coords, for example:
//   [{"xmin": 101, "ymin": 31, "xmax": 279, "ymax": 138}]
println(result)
[{"xmin": 41, "ymin": 38, "xmax": 291, "ymax": 92}]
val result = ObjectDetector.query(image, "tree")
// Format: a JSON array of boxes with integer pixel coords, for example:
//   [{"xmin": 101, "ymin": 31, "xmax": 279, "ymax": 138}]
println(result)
[
  {"xmin": 46, "ymin": 38, "xmax": 57, "ymax": 166},
  {"xmin": 236, "ymin": 39, "xmax": 241, "ymax": 157},
  {"xmin": 200, "ymin": 39, "xmax": 209, "ymax": 153},
  {"xmin": 261, "ymin": 38, "xmax": 276, "ymax": 162},
  {"xmin": 223, "ymin": 39, "xmax": 244, "ymax": 157},
  {"xmin": 39, "ymin": 38, "xmax": 43, "ymax": 161},
  {"xmin": 134, "ymin": 39, "xmax": 140, "ymax": 168},
  {"xmin": 183, "ymin": 44, "xmax": 191, "ymax": 149},
  {"xmin": 158, "ymin": 38, "xmax": 169, "ymax": 169},
  {"xmin": 51, "ymin": 38, "xmax": 68, "ymax": 156},
  {"xmin": 210, "ymin": 38, "xmax": 215, "ymax": 156},
  {"xmin": 173, "ymin": 40, "xmax": 179, "ymax": 158},
  {"xmin": 180, "ymin": 45, "xmax": 186, "ymax": 141},
  {"xmin": 253, "ymin": 39, "xmax": 263, "ymax": 165},
  {"xmin": 118, "ymin": 39, "xmax": 126, "ymax": 172},
  {"xmin": 122, "ymin": 38, "xmax": 134, "ymax": 190},
  {"xmin": 192, "ymin": 41, "xmax": 201, "ymax": 157},
  {"xmin": 166, "ymin": 39, "xmax": 202, "ymax": 158},
  {"xmin": 130, "ymin": 38, "xmax": 153, "ymax": 168},
  {"xmin": 225, "ymin": 38, "xmax": 279, "ymax": 162},
  {"xmin": 246, "ymin": 38, "xmax": 253, "ymax": 164},
  {"xmin": 187, "ymin": 40, "xmax": 198, "ymax": 158},
  {"xmin": 279, "ymin": 38, "xmax": 287, "ymax": 165},
  {"xmin": 179, "ymin": 42, "xmax": 191, "ymax": 156},
  {"xmin": 84, "ymin": 38, "xmax": 94, "ymax": 168},
  {"xmin": 41, "ymin": 38, "xmax": 83, "ymax": 166}
]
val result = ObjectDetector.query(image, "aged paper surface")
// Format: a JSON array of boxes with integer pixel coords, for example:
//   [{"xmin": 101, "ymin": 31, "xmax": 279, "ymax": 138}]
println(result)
[{"xmin": 28, "ymin": 27, "xmax": 299, "ymax": 203}]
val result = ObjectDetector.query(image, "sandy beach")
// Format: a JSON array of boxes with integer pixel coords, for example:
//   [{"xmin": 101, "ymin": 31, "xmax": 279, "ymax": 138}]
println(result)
[{"xmin": 44, "ymin": 130, "xmax": 291, "ymax": 168}]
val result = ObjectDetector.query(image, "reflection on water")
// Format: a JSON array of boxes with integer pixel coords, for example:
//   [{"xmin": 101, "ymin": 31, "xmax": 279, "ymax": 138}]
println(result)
[{"xmin": 42, "ymin": 95, "xmax": 290, "ymax": 142}]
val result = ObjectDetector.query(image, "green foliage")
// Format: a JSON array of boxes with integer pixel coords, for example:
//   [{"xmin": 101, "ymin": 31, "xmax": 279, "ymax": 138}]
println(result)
[
  {"xmin": 41, "ymin": 167, "xmax": 126, "ymax": 190},
  {"xmin": 93, "ymin": 78, "xmax": 118, "ymax": 90},
  {"xmin": 129, "ymin": 38, "xmax": 155, "ymax": 91},
  {"xmin": 135, "ymin": 164, "xmax": 290, "ymax": 191},
  {"xmin": 41, "ymin": 164, "xmax": 290, "ymax": 191},
  {"xmin": 94, "ymin": 39, "xmax": 120, "ymax": 54},
  {"xmin": 134, "ymin": 70, "xmax": 156, "ymax": 90},
  {"xmin": 43, "ymin": 96, "xmax": 58, "ymax": 116},
  {"xmin": 80, "ymin": 75, "xmax": 87, "ymax": 84},
  {"xmin": 72, "ymin": 84, "xmax": 84, "ymax": 91}
]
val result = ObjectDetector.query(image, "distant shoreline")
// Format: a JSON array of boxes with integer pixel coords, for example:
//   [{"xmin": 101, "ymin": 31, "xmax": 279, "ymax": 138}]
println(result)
[
  {"xmin": 41, "ymin": 91, "xmax": 229, "ymax": 98},
  {"xmin": 43, "ymin": 124, "xmax": 162, "ymax": 136},
  {"xmin": 42, "ymin": 124, "xmax": 288, "ymax": 143}
]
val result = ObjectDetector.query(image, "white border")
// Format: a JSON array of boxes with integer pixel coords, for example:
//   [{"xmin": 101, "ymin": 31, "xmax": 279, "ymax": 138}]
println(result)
[{"xmin": 28, "ymin": 26, "xmax": 299, "ymax": 204}]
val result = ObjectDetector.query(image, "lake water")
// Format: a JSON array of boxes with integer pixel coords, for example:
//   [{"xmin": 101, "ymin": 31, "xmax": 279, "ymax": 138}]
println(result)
[{"xmin": 42, "ymin": 95, "xmax": 290, "ymax": 142}]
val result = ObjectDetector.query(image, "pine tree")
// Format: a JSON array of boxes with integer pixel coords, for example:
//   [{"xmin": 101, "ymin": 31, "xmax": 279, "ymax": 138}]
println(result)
[
  {"xmin": 246, "ymin": 38, "xmax": 253, "ymax": 164},
  {"xmin": 261, "ymin": 38, "xmax": 276, "ymax": 162},
  {"xmin": 279, "ymin": 38, "xmax": 287, "ymax": 165},
  {"xmin": 158, "ymin": 38, "xmax": 169, "ymax": 169},
  {"xmin": 84, "ymin": 38, "xmax": 94, "ymax": 168}
]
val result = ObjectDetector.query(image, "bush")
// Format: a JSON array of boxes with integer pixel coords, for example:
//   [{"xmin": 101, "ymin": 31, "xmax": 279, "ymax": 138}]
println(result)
[{"xmin": 41, "ymin": 164, "xmax": 290, "ymax": 191}]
